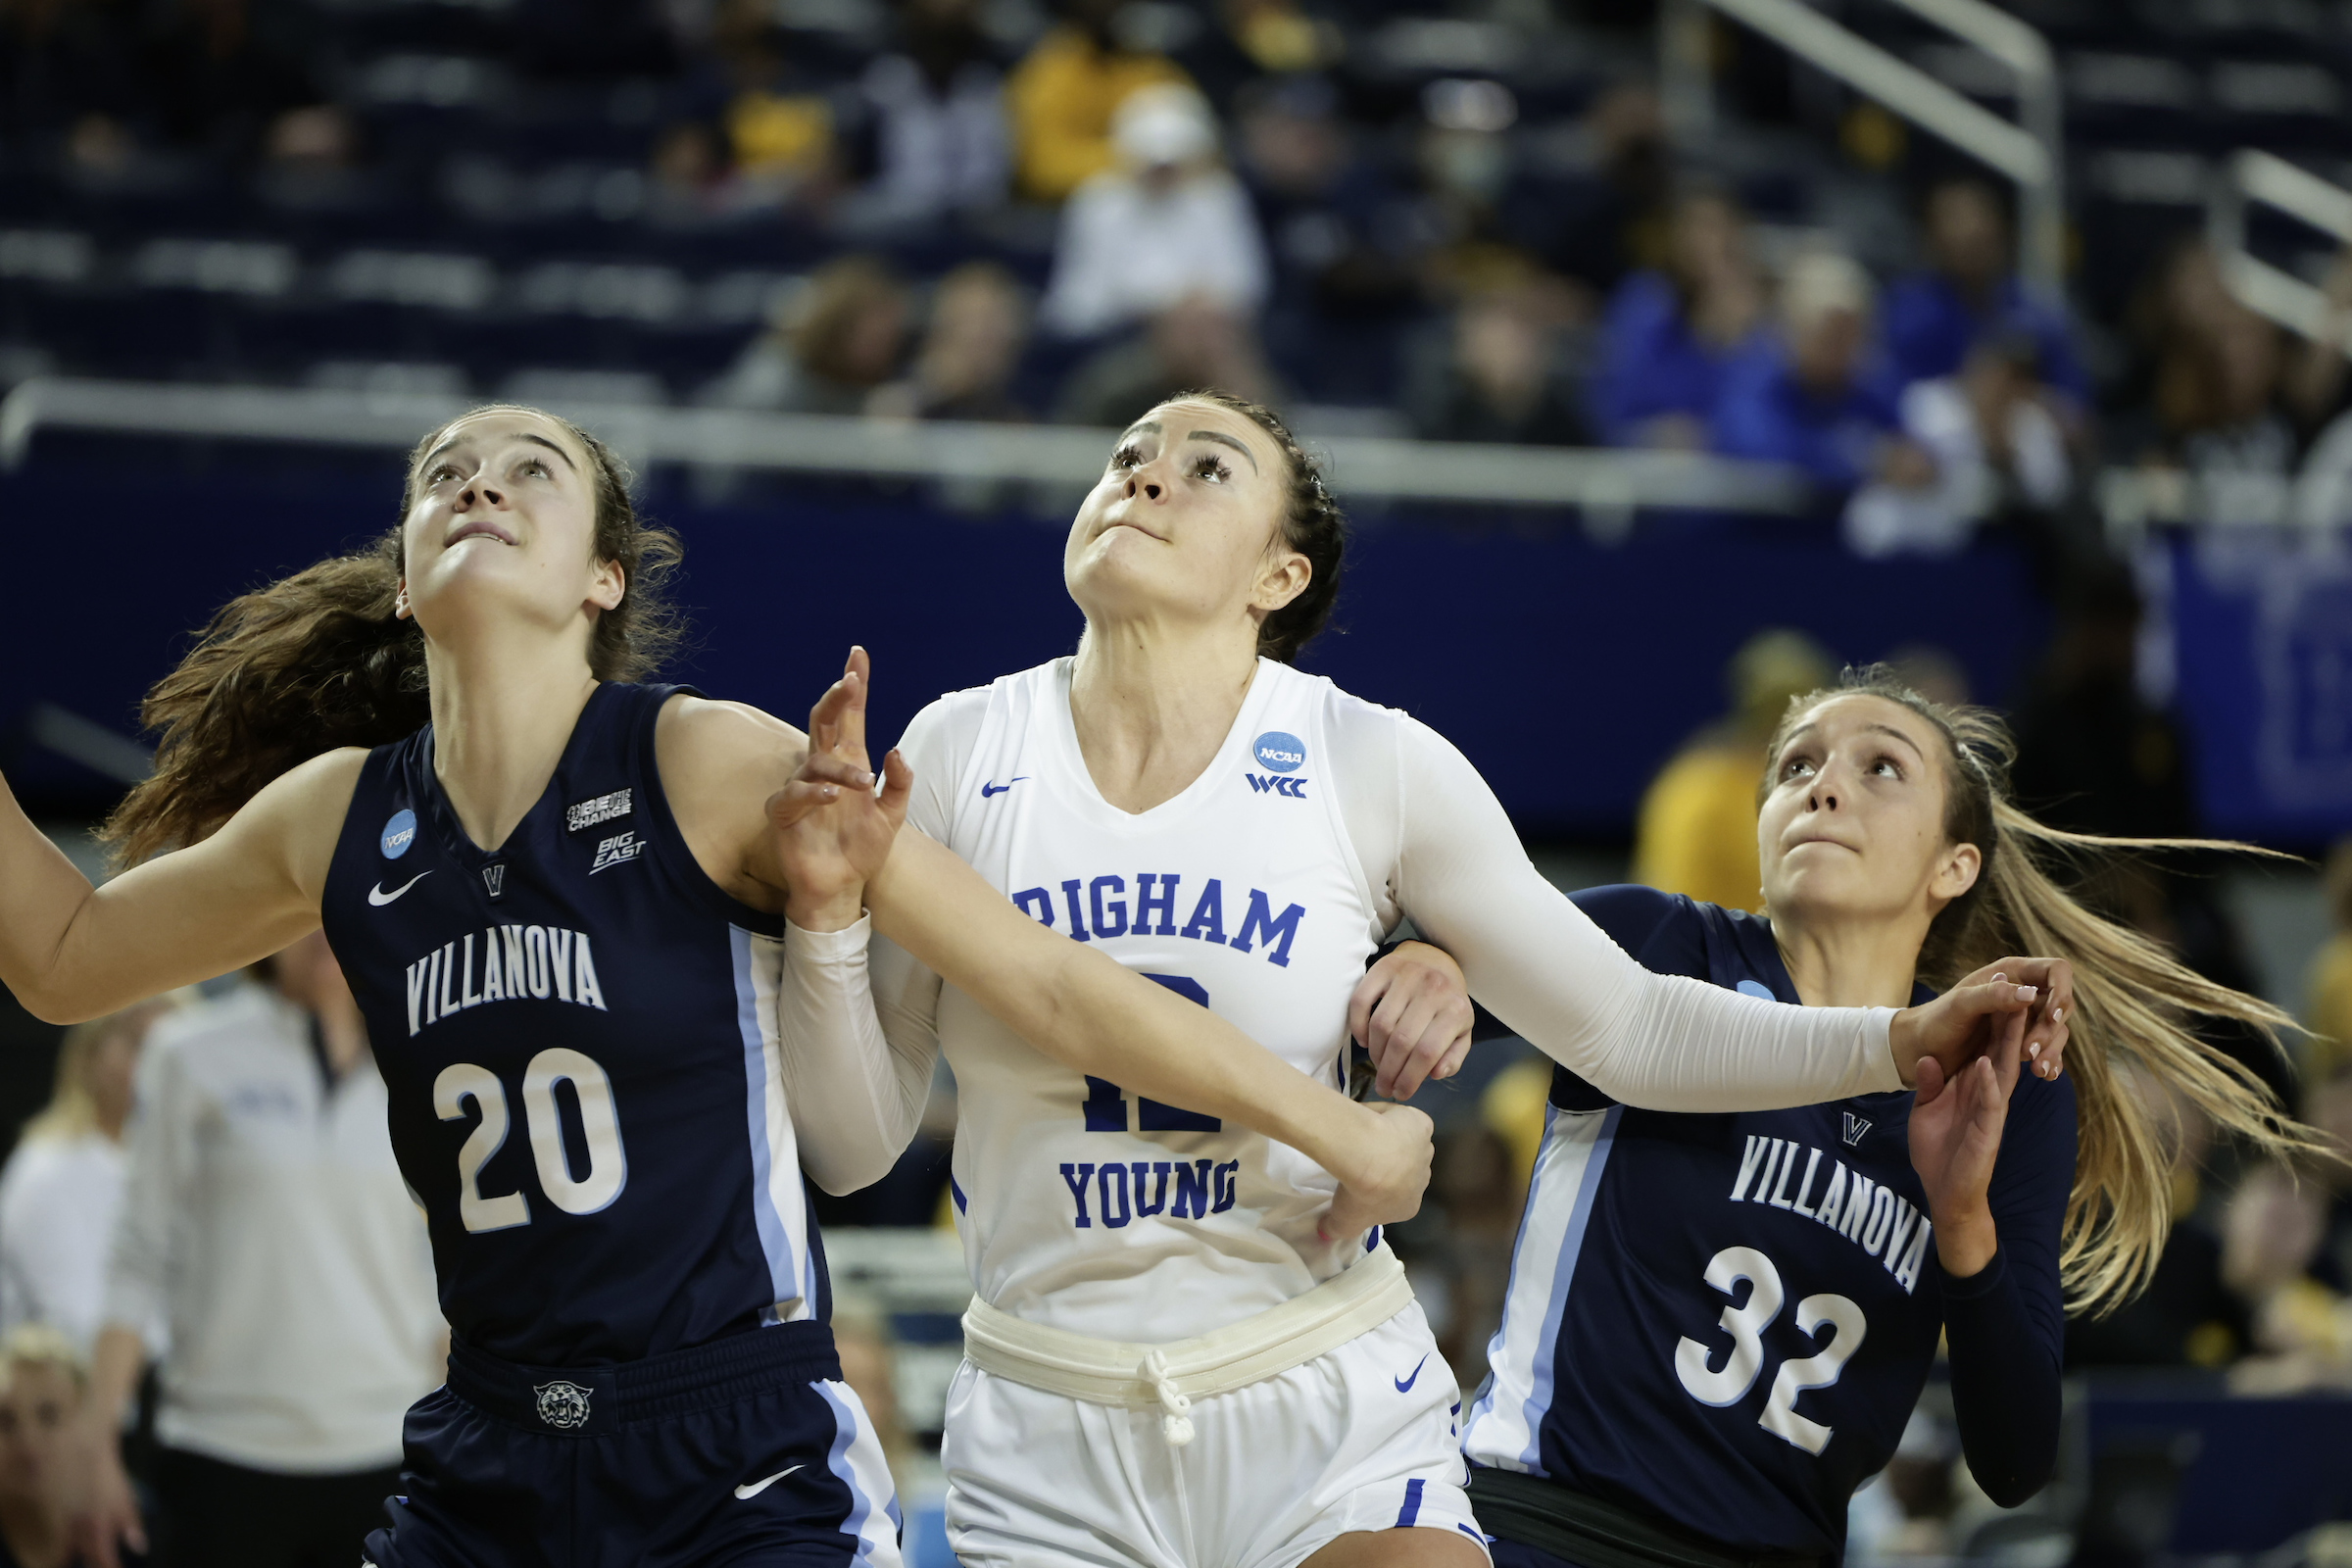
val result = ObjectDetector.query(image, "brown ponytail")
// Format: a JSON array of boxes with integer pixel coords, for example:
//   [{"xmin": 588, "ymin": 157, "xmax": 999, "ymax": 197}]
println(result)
[
  {"xmin": 101, "ymin": 406, "xmax": 682, "ymax": 867},
  {"xmin": 1766, "ymin": 665, "xmax": 2330, "ymax": 1315}
]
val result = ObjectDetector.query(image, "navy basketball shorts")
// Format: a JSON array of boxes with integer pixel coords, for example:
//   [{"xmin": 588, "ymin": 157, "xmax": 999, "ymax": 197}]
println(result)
[{"xmin": 363, "ymin": 1321, "xmax": 902, "ymax": 1568}]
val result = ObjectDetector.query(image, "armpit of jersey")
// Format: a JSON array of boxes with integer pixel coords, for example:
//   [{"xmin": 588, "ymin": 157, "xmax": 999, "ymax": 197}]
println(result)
[{"xmin": 1381, "ymin": 714, "xmax": 1902, "ymax": 1111}]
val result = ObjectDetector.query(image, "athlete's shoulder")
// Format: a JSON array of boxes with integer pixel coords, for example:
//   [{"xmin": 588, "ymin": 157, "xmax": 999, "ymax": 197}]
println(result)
[{"xmin": 654, "ymin": 691, "xmax": 802, "ymax": 772}]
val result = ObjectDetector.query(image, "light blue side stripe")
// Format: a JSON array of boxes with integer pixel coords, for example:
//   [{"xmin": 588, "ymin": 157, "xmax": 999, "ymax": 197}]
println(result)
[
  {"xmin": 732, "ymin": 927, "xmax": 797, "ymax": 1309},
  {"xmin": 1515, "ymin": 1103, "xmax": 1622, "ymax": 1470},
  {"xmin": 1464, "ymin": 1103, "xmax": 1564, "ymax": 1440},
  {"xmin": 818, "ymin": 1381, "xmax": 904, "ymax": 1564}
]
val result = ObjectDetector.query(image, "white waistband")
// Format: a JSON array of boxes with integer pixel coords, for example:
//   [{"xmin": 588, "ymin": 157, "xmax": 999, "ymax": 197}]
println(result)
[{"xmin": 959, "ymin": 1244, "xmax": 1414, "ymax": 1446}]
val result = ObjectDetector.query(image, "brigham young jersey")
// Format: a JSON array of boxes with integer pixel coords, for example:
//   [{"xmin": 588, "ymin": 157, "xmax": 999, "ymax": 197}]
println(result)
[
  {"xmin": 320, "ymin": 682, "xmax": 828, "ymax": 1367},
  {"xmin": 899, "ymin": 658, "xmax": 1385, "ymax": 1343},
  {"xmin": 1463, "ymin": 886, "xmax": 2073, "ymax": 1555}
]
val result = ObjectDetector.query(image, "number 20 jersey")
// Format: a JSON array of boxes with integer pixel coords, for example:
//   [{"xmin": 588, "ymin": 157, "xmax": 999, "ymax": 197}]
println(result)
[
  {"xmin": 1461, "ymin": 885, "xmax": 2074, "ymax": 1555},
  {"xmin": 320, "ymin": 682, "xmax": 827, "ymax": 1368},
  {"xmin": 893, "ymin": 657, "xmax": 1386, "ymax": 1344}
]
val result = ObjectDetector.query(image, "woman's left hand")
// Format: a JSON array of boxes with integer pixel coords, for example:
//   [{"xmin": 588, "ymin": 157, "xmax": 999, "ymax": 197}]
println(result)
[
  {"xmin": 1907, "ymin": 982, "xmax": 2028, "ymax": 1279},
  {"xmin": 1348, "ymin": 940, "xmax": 1477, "ymax": 1100},
  {"xmin": 768, "ymin": 647, "xmax": 912, "ymax": 928}
]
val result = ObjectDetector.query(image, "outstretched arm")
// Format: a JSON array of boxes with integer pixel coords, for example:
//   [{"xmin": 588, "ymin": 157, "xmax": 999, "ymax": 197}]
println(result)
[
  {"xmin": 1388, "ymin": 716, "xmax": 2064, "ymax": 1108},
  {"xmin": 0, "ymin": 752, "xmax": 357, "ymax": 1023}
]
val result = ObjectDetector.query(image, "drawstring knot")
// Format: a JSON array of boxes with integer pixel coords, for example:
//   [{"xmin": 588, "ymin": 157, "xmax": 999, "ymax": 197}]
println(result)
[{"xmin": 1139, "ymin": 1349, "xmax": 1195, "ymax": 1446}]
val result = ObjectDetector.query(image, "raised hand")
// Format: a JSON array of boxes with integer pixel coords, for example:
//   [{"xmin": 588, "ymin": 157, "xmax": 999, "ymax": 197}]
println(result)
[
  {"xmin": 1320, "ymin": 1102, "xmax": 1436, "ymax": 1242},
  {"xmin": 1348, "ymin": 941, "xmax": 1477, "ymax": 1101},
  {"xmin": 1907, "ymin": 980, "xmax": 2029, "ymax": 1278},
  {"xmin": 766, "ymin": 647, "xmax": 912, "ymax": 929},
  {"xmin": 1888, "ymin": 956, "xmax": 2073, "ymax": 1088}
]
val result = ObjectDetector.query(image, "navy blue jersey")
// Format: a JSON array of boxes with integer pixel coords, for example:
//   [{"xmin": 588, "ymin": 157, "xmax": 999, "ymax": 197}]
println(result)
[
  {"xmin": 1462, "ymin": 886, "xmax": 2074, "ymax": 1554},
  {"xmin": 321, "ymin": 682, "xmax": 828, "ymax": 1366}
]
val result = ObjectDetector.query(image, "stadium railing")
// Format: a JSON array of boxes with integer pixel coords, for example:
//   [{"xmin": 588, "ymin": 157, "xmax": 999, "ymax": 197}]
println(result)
[
  {"xmin": 1659, "ymin": 0, "xmax": 2064, "ymax": 297},
  {"xmin": 0, "ymin": 374, "xmax": 1816, "ymax": 517},
  {"xmin": 2209, "ymin": 148, "xmax": 2352, "ymax": 361}
]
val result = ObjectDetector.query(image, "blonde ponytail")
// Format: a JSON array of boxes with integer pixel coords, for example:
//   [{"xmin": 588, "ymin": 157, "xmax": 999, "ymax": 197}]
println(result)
[{"xmin": 1771, "ymin": 667, "xmax": 2330, "ymax": 1316}]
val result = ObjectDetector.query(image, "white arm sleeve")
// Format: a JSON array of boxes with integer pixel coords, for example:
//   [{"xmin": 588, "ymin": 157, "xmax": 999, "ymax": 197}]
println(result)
[
  {"xmin": 1381, "ymin": 712, "xmax": 1902, "ymax": 1109},
  {"xmin": 778, "ymin": 915, "xmax": 931, "ymax": 1197}
]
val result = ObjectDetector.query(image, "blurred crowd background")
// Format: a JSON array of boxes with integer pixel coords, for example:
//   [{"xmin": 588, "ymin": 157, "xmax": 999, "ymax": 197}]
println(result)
[{"xmin": 5, "ymin": 0, "xmax": 2352, "ymax": 1561}]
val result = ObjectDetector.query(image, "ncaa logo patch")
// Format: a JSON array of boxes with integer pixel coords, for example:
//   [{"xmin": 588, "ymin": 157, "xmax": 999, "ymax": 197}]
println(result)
[
  {"xmin": 533, "ymin": 1381, "xmax": 593, "ymax": 1429},
  {"xmin": 1735, "ymin": 979, "xmax": 1776, "ymax": 1001},
  {"xmin": 380, "ymin": 808, "xmax": 417, "ymax": 859},
  {"xmin": 1251, "ymin": 731, "xmax": 1306, "ymax": 773}
]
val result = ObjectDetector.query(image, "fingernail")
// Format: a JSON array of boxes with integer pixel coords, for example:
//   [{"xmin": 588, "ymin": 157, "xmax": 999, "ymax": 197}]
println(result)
[
  {"xmin": 2052, "ymin": 1006, "xmax": 2063, "ymax": 1022},
  {"xmin": 820, "ymin": 786, "xmax": 838, "ymax": 799},
  {"xmin": 2028, "ymin": 1042, "xmax": 2040, "ymax": 1057},
  {"xmin": 2015, "ymin": 985, "xmax": 2037, "ymax": 1000}
]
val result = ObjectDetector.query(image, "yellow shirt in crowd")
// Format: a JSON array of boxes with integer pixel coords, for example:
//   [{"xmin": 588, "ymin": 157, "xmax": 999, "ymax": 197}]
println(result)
[
  {"xmin": 1004, "ymin": 27, "xmax": 1190, "ymax": 202},
  {"xmin": 1631, "ymin": 742, "xmax": 1768, "ymax": 915}
]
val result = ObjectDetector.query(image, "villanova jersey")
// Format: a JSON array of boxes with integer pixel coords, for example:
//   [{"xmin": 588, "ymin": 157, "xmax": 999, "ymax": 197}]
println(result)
[
  {"xmin": 1463, "ymin": 885, "xmax": 2073, "ymax": 1555},
  {"xmin": 906, "ymin": 657, "xmax": 1385, "ymax": 1343},
  {"xmin": 320, "ymin": 682, "xmax": 826, "ymax": 1367}
]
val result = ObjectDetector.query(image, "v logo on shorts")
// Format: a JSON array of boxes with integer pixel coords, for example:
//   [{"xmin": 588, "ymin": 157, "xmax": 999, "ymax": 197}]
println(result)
[
  {"xmin": 1395, "ymin": 1354, "xmax": 1429, "ymax": 1394},
  {"xmin": 734, "ymin": 1465, "xmax": 803, "ymax": 1500}
]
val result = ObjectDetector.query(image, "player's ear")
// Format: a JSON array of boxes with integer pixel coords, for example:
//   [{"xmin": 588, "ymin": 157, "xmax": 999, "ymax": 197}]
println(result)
[{"xmin": 1931, "ymin": 841, "xmax": 1981, "ymax": 904}]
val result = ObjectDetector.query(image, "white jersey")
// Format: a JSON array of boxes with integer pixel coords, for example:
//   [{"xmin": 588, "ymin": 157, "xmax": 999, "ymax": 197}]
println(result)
[
  {"xmin": 851, "ymin": 658, "xmax": 1904, "ymax": 1349},
  {"xmin": 907, "ymin": 657, "xmax": 1381, "ymax": 1342}
]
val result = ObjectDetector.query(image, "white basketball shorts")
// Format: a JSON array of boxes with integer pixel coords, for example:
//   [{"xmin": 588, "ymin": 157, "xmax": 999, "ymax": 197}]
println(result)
[{"xmin": 941, "ymin": 1300, "xmax": 1488, "ymax": 1568}]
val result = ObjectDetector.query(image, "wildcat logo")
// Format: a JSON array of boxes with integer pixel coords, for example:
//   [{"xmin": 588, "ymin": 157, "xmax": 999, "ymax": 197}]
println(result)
[
  {"xmin": 533, "ymin": 1381, "xmax": 593, "ymax": 1430},
  {"xmin": 1842, "ymin": 1112, "xmax": 1872, "ymax": 1148},
  {"xmin": 590, "ymin": 832, "xmax": 645, "ymax": 874},
  {"xmin": 481, "ymin": 863, "xmax": 507, "ymax": 900}
]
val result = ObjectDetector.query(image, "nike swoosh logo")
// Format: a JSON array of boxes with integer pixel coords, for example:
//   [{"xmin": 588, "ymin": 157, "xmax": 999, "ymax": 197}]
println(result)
[
  {"xmin": 1395, "ymin": 1354, "xmax": 1429, "ymax": 1394},
  {"xmin": 734, "ymin": 1465, "xmax": 803, "ymax": 1499},
  {"xmin": 368, "ymin": 872, "xmax": 431, "ymax": 906},
  {"xmin": 980, "ymin": 778, "xmax": 1030, "ymax": 798}
]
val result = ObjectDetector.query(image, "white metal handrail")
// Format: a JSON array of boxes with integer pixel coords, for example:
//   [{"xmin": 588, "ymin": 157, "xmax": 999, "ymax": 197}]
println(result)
[
  {"xmin": 2209, "ymin": 149, "xmax": 2352, "ymax": 360},
  {"xmin": 0, "ymin": 376, "xmax": 1817, "ymax": 515},
  {"xmin": 1662, "ymin": 0, "xmax": 2064, "ymax": 296}
]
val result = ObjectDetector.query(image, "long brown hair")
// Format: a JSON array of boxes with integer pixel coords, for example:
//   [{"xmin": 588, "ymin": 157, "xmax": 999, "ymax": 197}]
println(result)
[
  {"xmin": 1764, "ymin": 665, "xmax": 2325, "ymax": 1314},
  {"xmin": 102, "ymin": 407, "xmax": 683, "ymax": 866}
]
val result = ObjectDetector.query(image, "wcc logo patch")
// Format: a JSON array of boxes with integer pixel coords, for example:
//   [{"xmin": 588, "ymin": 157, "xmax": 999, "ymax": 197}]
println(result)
[
  {"xmin": 1246, "ymin": 730, "xmax": 1309, "ymax": 798},
  {"xmin": 1842, "ymin": 1112, "xmax": 1872, "ymax": 1148},
  {"xmin": 534, "ymin": 1381, "xmax": 593, "ymax": 1430}
]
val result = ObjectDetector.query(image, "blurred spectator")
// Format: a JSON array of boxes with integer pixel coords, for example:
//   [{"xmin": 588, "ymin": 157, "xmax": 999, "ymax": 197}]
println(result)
[
  {"xmin": 645, "ymin": 120, "xmax": 743, "ymax": 224},
  {"xmin": 82, "ymin": 935, "xmax": 441, "ymax": 1568},
  {"xmin": 2067, "ymin": 1071, "xmax": 2251, "ymax": 1369},
  {"xmin": 1406, "ymin": 276, "xmax": 1589, "ymax": 446},
  {"xmin": 1713, "ymin": 251, "xmax": 1923, "ymax": 493},
  {"xmin": 1039, "ymin": 84, "xmax": 1267, "ymax": 339},
  {"xmin": 0, "ymin": 1326, "xmax": 91, "ymax": 1568},
  {"xmin": 1591, "ymin": 187, "xmax": 1767, "ymax": 450},
  {"xmin": 706, "ymin": 0, "xmax": 845, "ymax": 207},
  {"xmin": 869, "ymin": 263, "xmax": 1031, "ymax": 422},
  {"xmin": 1410, "ymin": 77, "xmax": 1531, "ymax": 300},
  {"xmin": 2306, "ymin": 1070, "xmax": 2352, "ymax": 1297},
  {"xmin": 1004, "ymin": 0, "xmax": 1191, "ymax": 204},
  {"xmin": 1517, "ymin": 81, "xmax": 1673, "ymax": 295},
  {"xmin": 1843, "ymin": 332, "xmax": 2073, "ymax": 559},
  {"xmin": 0, "ymin": 1003, "xmax": 173, "ymax": 1358},
  {"xmin": 0, "ymin": 0, "xmax": 142, "ymax": 153},
  {"xmin": 2306, "ymin": 840, "xmax": 2352, "ymax": 1085},
  {"xmin": 2117, "ymin": 241, "xmax": 2301, "ymax": 484},
  {"xmin": 710, "ymin": 256, "xmax": 910, "ymax": 416},
  {"xmin": 845, "ymin": 0, "xmax": 1008, "ymax": 230},
  {"xmin": 1237, "ymin": 77, "xmax": 1416, "ymax": 325},
  {"xmin": 133, "ymin": 0, "xmax": 331, "ymax": 165},
  {"xmin": 829, "ymin": 1299, "xmax": 909, "ymax": 1492},
  {"xmin": 2222, "ymin": 1158, "xmax": 2352, "ymax": 1391},
  {"xmin": 1629, "ymin": 628, "xmax": 1835, "ymax": 912},
  {"xmin": 1173, "ymin": 0, "xmax": 1343, "ymax": 110},
  {"xmin": 1398, "ymin": 1125, "xmax": 1521, "ymax": 1392},
  {"xmin": 1882, "ymin": 176, "xmax": 2087, "ymax": 407},
  {"xmin": 1055, "ymin": 293, "xmax": 1282, "ymax": 428}
]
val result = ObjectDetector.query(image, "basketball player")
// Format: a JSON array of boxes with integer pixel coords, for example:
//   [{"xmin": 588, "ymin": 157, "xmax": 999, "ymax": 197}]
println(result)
[
  {"xmin": 795, "ymin": 394, "xmax": 2070, "ymax": 1568},
  {"xmin": 5, "ymin": 406, "xmax": 1436, "ymax": 1568},
  {"xmin": 1354, "ymin": 671, "xmax": 2318, "ymax": 1567}
]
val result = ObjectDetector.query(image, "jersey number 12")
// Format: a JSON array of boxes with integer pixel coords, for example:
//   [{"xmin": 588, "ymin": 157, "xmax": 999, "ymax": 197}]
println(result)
[
  {"xmin": 435, "ymin": 1050, "xmax": 629, "ymax": 1232},
  {"xmin": 1082, "ymin": 973, "xmax": 1223, "ymax": 1134}
]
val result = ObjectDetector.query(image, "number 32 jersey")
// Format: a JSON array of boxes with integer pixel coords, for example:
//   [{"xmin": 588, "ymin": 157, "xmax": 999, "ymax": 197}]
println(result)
[
  {"xmin": 1462, "ymin": 885, "xmax": 2074, "ymax": 1555},
  {"xmin": 882, "ymin": 657, "xmax": 1387, "ymax": 1344},
  {"xmin": 321, "ymin": 681, "xmax": 826, "ymax": 1367}
]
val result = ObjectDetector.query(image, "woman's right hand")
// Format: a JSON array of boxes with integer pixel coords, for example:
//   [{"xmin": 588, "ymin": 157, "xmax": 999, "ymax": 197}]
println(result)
[
  {"xmin": 766, "ymin": 647, "xmax": 912, "ymax": 928},
  {"xmin": 75, "ymin": 1436, "xmax": 145, "ymax": 1568},
  {"xmin": 1348, "ymin": 941, "xmax": 1477, "ymax": 1101},
  {"xmin": 1889, "ymin": 956, "xmax": 2073, "ymax": 1089},
  {"xmin": 1320, "ymin": 1101, "xmax": 1437, "ymax": 1241}
]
